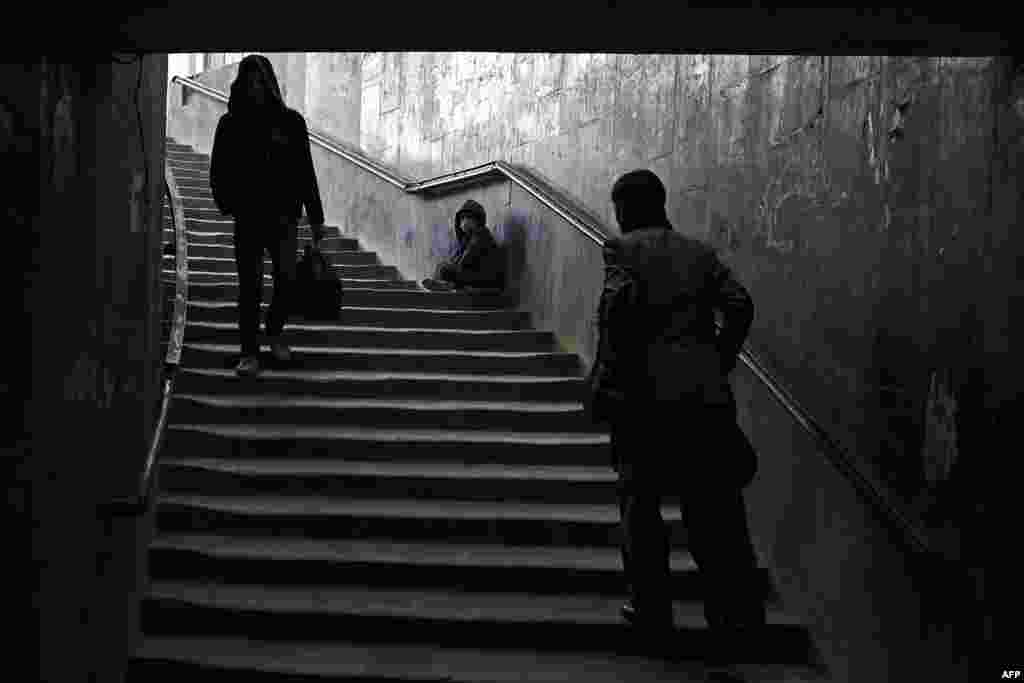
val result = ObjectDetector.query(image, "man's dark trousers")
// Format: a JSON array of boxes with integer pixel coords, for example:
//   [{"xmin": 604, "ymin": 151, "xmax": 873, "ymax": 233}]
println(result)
[
  {"xmin": 611, "ymin": 416, "xmax": 766, "ymax": 630},
  {"xmin": 232, "ymin": 215, "xmax": 298, "ymax": 356}
]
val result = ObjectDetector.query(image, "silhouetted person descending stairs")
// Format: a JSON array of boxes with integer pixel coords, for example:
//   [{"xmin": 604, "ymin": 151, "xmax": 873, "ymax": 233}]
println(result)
[
  {"xmin": 210, "ymin": 54, "xmax": 326, "ymax": 377},
  {"xmin": 586, "ymin": 169, "xmax": 766, "ymax": 655},
  {"xmin": 421, "ymin": 199, "xmax": 506, "ymax": 294}
]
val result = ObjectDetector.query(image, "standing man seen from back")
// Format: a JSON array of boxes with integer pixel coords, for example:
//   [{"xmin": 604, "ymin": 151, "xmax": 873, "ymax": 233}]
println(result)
[{"xmin": 587, "ymin": 169, "xmax": 766, "ymax": 655}]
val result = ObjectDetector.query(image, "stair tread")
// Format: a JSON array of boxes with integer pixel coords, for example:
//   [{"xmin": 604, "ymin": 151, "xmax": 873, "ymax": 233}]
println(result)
[
  {"xmin": 171, "ymin": 271, "xmax": 401, "ymax": 283},
  {"xmin": 176, "ymin": 230, "xmax": 351, "ymax": 239},
  {"xmin": 185, "ymin": 321, "xmax": 545, "ymax": 336},
  {"xmin": 161, "ymin": 457, "xmax": 613, "ymax": 481},
  {"xmin": 168, "ymin": 254, "xmax": 366, "ymax": 261},
  {"xmin": 188, "ymin": 301, "xmax": 517, "ymax": 315},
  {"xmin": 175, "ymin": 393, "xmax": 582, "ymax": 412},
  {"xmin": 157, "ymin": 493, "xmax": 649, "ymax": 521},
  {"xmin": 183, "ymin": 342, "xmax": 575, "ymax": 359},
  {"xmin": 133, "ymin": 635, "xmax": 728, "ymax": 682},
  {"xmin": 168, "ymin": 423, "xmax": 608, "ymax": 445},
  {"xmin": 147, "ymin": 580, "xmax": 803, "ymax": 626},
  {"xmin": 184, "ymin": 287, "xmax": 518, "ymax": 309},
  {"xmin": 181, "ymin": 367, "xmax": 581, "ymax": 384},
  {"xmin": 149, "ymin": 533, "xmax": 687, "ymax": 570}
]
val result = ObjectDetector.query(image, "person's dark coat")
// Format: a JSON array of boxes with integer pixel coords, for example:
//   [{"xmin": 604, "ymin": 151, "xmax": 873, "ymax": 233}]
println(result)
[
  {"xmin": 587, "ymin": 224, "xmax": 756, "ymax": 487},
  {"xmin": 438, "ymin": 199, "xmax": 505, "ymax": 290},
  {"xmin": 210, "ymin": 55, "xmax": 325, "ymax": 227}
]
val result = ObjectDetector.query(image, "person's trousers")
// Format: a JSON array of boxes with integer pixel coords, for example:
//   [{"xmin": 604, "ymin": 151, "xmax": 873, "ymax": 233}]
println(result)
[
  {"xmin": 435, "ymin": 261, "xmax": 503, "ymax": 290},
  {"xmin": 612, "ymin": 424, "xmax": 766, "ymax": 629},
  {"xmin": 233, "ymin": 215, "xmax": 298, "ymax": 357}
]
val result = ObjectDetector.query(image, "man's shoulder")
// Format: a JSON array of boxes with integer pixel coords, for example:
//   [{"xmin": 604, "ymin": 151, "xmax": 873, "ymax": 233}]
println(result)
[{"xmin": 605, "ymin": 227, "xmax": 707, "ymax": 257}]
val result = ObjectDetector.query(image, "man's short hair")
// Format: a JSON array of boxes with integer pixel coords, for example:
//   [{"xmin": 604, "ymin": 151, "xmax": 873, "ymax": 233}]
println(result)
[{"xmin": 611, "ymin": 169, "xmax": 667, "ymax": 208}]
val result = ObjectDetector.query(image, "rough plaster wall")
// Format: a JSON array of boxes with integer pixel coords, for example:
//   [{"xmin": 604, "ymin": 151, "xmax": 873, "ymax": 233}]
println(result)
[
  {"xmin": 358, "ymin": 52, "xmax": 1017, "ymax": 507},
  {"xmin": 306, "ymin": 53, "xmax": 361, "ymax": 145},
  {"xmin": 8, "ymin": 55, "xmax": 168, "ymax": 681}
]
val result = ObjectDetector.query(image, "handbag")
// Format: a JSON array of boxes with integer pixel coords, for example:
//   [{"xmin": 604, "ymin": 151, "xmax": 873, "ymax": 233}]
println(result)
[{"xmin": 296, "ymin": 243, "xmax": 343, "ymax": 321}]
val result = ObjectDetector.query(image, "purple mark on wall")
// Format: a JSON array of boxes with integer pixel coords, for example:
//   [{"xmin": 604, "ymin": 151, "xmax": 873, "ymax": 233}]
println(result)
[
  {"xmin": 401, "ymin": 226, "xmax": 416, "ymax": 249},
  {"xmin": 430, "ymin": 220, "xmax": 455, "ymax": 259}
]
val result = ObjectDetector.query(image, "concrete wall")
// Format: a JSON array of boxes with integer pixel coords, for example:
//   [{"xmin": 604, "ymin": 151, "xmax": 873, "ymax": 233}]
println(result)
[{"xmin": 6, "ymin": 55, "xmax": 169, "ymax": 681}]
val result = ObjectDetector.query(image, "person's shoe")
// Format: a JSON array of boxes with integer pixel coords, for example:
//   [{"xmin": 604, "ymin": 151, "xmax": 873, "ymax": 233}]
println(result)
[
  {"xmin": 270, "ymin": 341, "xmax": 292, "ymax": 363},
  {"xmin": 421, "ymin": 278, "xmax": 455, "ymax": 292},
  {"xmin": 235, "ymin": 355, "xmax": 261, "ymax": 377}
]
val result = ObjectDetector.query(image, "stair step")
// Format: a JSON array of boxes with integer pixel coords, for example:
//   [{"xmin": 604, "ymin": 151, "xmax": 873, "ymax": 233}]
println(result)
[
  {"xmin": 140, "ymin": 582, "xmax": 813, "ymax": 663},
  {"xmin": 165, "ymin": 273, "xmax": 414, "ymax": 291},
  {"xmin": 179, "ymin": 343, "xmax": 581, "ymax": 376},
  {"xmin": 179, "ymin": 196, "xmax": 216, "ymax": 210},
  {"xmin": 158, "ymin": 456, "xmax": 615, "ymax": 503},
  {"xmin": 144, "ymin": 534, "xmax": 778, "ymax": 603},
  {"xmin": 166, "ymin": 217, "xmax": 328, "ymax": 232},
  {"xmin": 180, "ymin": 321, "xmax": 557, "ymax": 352},
  {"xmin": 169, "ymin": 393, "xmax": 600, "ymax": 433},
  {"xmin": 165, "ymin": 423, "xmax": 607, "ymax": 466},
  {"xmin": 184, "ymin": 286, "xmax": 517, "ymax": 309},
  {"xmin": 186, "ymin": 302, "xmax": 530, "ymax": 330},
  {"xmin": 180, "ymin": 206, "xmax": 226, "ymax": 220},
  {"xmin": 169, "ymin": 230, "xmax": 360, "ymax": 251},
  {"xmin": 130, "ymin": 635, "xmax": 745, "ymax": 682},
  {"xmin": 174, "ymin": 366, "xmax": 580, "ymax": 401},
  {"xmin": 173, "ymin": 168, "xmax": 210, "ymax": 180},
  {"xmin": 176, "ymin": 217, "xmax": 232, "ymax": 231},
  {"xmin": 169, "ymin": 253, "xmax": 377, "ymax": 269},
  {"xmin": 165, "ymin": 151, "xmax": 206, "ymax": 164},
  {"xmin": 184, "ymin": 242, "xmax": 372, "ymax": 260},
  {"xmin": 182, "ymin": 260, "xmax": 394, "ymax": 280},
  {"xmin": 155, "ymin": 493, "xmax": 664, "ymax": 546},
  {"xmin": 173, "ymin": 182, "xmax": 213, "ymax": 195},
  {"xmin": 168, "ymin": 159, "xmax": 208, "ymax": 170},
  {"xmin": 164, "ymin": 206, "xmax": 322, "ymax": 227}
]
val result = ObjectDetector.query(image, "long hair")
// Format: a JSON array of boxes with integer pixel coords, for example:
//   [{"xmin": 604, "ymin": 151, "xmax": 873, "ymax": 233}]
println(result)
[{"xmin": 228, "ymin": 54, "xmax": 286, "ymax": 119}]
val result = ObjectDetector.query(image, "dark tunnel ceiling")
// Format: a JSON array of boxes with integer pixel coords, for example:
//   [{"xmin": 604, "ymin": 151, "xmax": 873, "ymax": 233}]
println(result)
[{"xmin": 24, "ymin": 4, "xmax": 1019, "ymax": 57}]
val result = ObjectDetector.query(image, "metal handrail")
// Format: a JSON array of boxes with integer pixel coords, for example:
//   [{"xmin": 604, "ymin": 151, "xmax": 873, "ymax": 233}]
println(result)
[
  {"xmin": 99, "ymin": 162, "xmax": 188, "ymax": 516},
  {"xmin": 169, "ymin": 75, "xmax": 610, "ymax": 244},
  {"xmin": 734, "ymin": 333, "xmax": 934, "ymax": 557},
  {"xmin": 171, "ymin": 73, "xmax": 943, "ymax": 560}
]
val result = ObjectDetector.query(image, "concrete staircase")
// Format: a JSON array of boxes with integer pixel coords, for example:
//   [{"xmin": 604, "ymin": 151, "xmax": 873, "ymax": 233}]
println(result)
[{"xmin": 128, "ymin": 138, "xmax": 825, "ymax": 682}]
